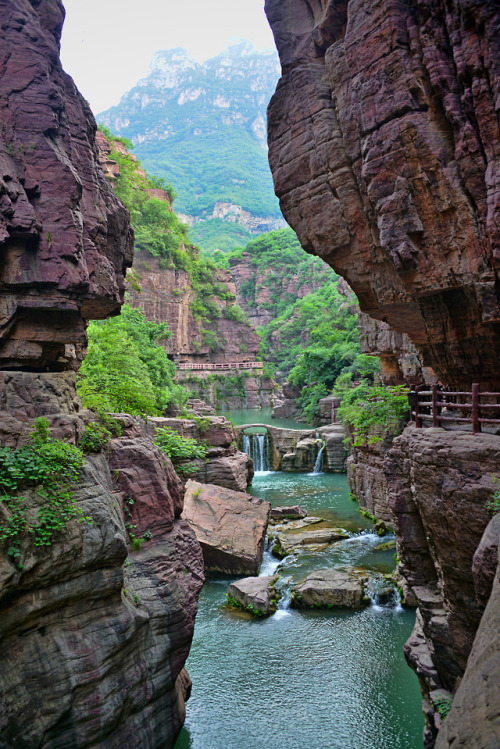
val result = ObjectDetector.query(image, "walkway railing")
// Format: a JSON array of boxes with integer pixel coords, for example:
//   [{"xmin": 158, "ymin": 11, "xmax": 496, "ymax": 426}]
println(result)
[
  {"xmin": 409, "ymin": 384, "xmax": 500, "ymax": 433},
  {"xmin": 177, "ymin": 361, "xmax": 264, "ymax": 371}
]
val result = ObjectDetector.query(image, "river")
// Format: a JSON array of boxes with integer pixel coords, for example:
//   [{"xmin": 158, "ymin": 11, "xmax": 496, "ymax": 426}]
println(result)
[{"xmin": 174, "ymin": 410, "xmax": 424, "ymax": 749}]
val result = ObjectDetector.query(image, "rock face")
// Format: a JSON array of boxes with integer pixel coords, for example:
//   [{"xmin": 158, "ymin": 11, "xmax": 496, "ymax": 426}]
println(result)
[
  {"xmin": 0, "ymin": 407, "xmax": 204, "ymax": 748},
  {"xmin": 435, "ymin": 535, "xmax": 500, "ymax": 749},
  {"xmin": 181, "ymin": 369, "xmax": 275, "ymax": 411},
  {"xmin": 227, "ymin": 576, "xmax": 279, "ymax": 617},
  {"xmin": 143, "ymin": 415, "xmax": 253, "ymax": 492},
  {"xmin": 385, "ymin": 425, "xmax": 499, "ymax": 743},
  {"xmin": 265, "ymin": 0, "xmax": 500, "ymax": 391},
  {"xmin": 291, "ymin": 569, "xmax": 369, "ymax": 609},
  {"xmin": 229, "ymin": 250, "xmax": 331, "ymax": 329},
  {"xmin": 182, "ymin": 480, "xmax": 270, "ymax": 575},
  {"xmin": 0, "ymin": 0, "xmax": 133, "ymax": 371},
  {"xmin": 0, "ymin": 4, "xmax": 204, "ymax": 746},
  {"xmin": 237, "ymin": 423, "xmax": 346, "ymax": 472},
  {"xmin": 128, "ymin": 251, "xmax": 261, "ymax": 364}
]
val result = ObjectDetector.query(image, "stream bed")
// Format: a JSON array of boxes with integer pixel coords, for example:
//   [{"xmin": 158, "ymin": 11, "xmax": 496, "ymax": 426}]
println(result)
[{"xmin": 174, "ymin": 413, "xmax": 424, "ymax": 749}]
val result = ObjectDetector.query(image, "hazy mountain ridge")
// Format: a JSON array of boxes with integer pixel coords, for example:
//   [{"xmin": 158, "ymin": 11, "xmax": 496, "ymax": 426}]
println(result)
[{"xmin": 98, "ymin": 43, "xmax": 283, "ymax": 230}]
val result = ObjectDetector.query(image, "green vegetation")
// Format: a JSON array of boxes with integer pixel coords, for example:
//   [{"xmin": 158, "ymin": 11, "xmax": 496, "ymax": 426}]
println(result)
[
  {"xmin": 79, "ymin": 423, "xmax": 111, "ymax": 453},
  {"xmin": 485, "ymin": 484, "xmax": 500, "ymax": 516},
  {"xmin": 98, "ymin": 46, "xmax": 281, "ymax": 224},
  {"xmin": 0, "ymin": 418, "xmax": 87, "ymax": 560},
  {"xmin": 77, "ymin": 304, "xmax": 189, "ymax": 417},
  {"xmin": 190, "ymin": 218, "xmax": 255, "ymax": 255},
  {"xmin": 154, "ymin": 427, "xmax": 207, "ymax": 461},
  {"xmin": 336, "ymin": 380, "xmax": 410, "ymax": 447},
  {"xmin": 227, "ymin": 228, "xmax": 333, "ymax": 318},
  {"xmin": 432, "ymin": 694, "xmax": 453, "ymax": 719},
  {"xmin": 137, "ymin": 128, "xmax": 281, "ymax": 219},
  {"xmin": 226, "ymin": 594, "xmax": 264, "ymax": 617},
  {"xmin": 183, "ymin": 371, "xmax": 252, "ymax": 407},
  {"xmin": 98, "ymin": 126, "xmax": 239, "ymax": 326}
]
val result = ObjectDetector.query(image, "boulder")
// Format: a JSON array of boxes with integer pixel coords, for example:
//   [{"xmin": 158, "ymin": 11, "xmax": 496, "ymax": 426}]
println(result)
[
  {"xmin": 270, "ymin": 506, "xmax": 307, "ymax": 521},
  {"xmin": 188, "ymin": 446, "xmax": 254, "ymax": 493},
  {"xmin": 182, "ymin": 480, "xmax": 270, "ymax": 575},
  {"xmin": 227, "ymin": 576, "xmax": 279, "ymax": 617},
  {"xmin": 271, "ymin": 527, "xmax": 349, "ymax": 558},
  {"xmin": 291, "ymin": 569, "xmax": 369, "ymax": 609}
]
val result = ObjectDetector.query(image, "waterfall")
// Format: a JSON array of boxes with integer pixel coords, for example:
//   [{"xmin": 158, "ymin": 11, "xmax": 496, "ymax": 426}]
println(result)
[
  {"xmin": 242, "ymin": 432, "xmax": 270, "ymax": 473},
  {"xmin": 312, "ymin": 439, "xmax": 326, "ymax": 474}
]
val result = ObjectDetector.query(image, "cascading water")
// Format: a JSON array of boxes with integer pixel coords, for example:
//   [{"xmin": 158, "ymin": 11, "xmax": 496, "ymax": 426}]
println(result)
[
  {"xmin": 242, "ymin": 431, "xmax": 270, "ymax": 473},
  {"xmin": 312, "ymin": 439, "xmax": 326, "ymax": 474}
]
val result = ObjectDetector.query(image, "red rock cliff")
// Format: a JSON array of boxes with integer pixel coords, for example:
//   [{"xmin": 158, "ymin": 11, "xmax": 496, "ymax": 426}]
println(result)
[
  {"xmin": 265, "ymin": 0, "xmax": 500, "ymax": 390},
  {"xmin": 0, "ymin": 3, "xmax": 204, "ymax": 747},
  {"xmin": 0, "ymin": 0, "xmax": 133, "ymax": 371}
]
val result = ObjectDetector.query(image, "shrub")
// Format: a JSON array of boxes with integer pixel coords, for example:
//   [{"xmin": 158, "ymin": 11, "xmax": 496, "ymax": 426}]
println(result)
[
  {"xmin": 154, "ymin": 427, "xmax": 207, "ymax": 461},
  {"xmin": 79, "ymin": 423, "xmax": 111, "ymax": 453},
  {"xmin": 0, "ymin": 419, "xmax": 87, "ymax": 558},
  {"xmin": 337, "ymin": 380, "xmax": 410, "ymax": 447}
]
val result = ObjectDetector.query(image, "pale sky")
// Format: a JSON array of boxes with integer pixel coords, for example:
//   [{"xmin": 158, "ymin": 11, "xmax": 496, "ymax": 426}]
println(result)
[{"xmin": 60, "ymin": 0, "xmax": 276, "ymax": 115}]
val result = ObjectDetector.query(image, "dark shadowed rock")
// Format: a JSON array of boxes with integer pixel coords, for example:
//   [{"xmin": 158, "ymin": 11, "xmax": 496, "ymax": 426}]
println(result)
[
  {"xmin": 472, "ymin": 512, "xmax": 500, "ymax": 612},
  {"xmin": 435, "ymin": 545, "xmax": 500, "ymax": 749}
]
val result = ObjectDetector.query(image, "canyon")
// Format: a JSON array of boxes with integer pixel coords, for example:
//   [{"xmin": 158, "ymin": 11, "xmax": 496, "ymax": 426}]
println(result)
[
  {"xmin": 1, "ymin": 0, "xmax": 499, "ymax": 747},
  {"xmin": 265, "ymin": 0, "xmax": 500, "ymax": 745}
]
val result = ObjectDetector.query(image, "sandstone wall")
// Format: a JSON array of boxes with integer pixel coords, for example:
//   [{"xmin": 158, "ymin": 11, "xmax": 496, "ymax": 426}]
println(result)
[
  {"xmin": 265, "ymin": 0, "xmax": 500, "ymax": 390},
  {"xmin": 385, "ymin": 425, "xmax": 500, "ymax": 744},
  {"xmin": 0, "ymin": 0, "xmax": 133, "ymax": 371},
  {"xmin": 0, "ymin": 380, "xmax": 204, "ymax": 747},
  {"xmin": 0, "ymin": 2, "xmax": 204, "ymax": 745},
  {"xmin": 179, "ymin": 369, "xmax": 275, "ymax": 411},
  {"xmin": 128, "ymin": 252, "xmax": 261, "ymax": 364}
]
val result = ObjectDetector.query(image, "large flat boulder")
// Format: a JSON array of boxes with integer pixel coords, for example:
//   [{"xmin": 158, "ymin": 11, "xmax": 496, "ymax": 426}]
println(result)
[
  {"xmin": 227, "ymin": 576, "xmax": 279, "ymax": 617},
  {"xmin": 292, "ymin": 569, "xmax": 369, "ymax": 609},
  {"xmin": 182, "ymin": 480, "xmax": 270, "ymax": 575}
]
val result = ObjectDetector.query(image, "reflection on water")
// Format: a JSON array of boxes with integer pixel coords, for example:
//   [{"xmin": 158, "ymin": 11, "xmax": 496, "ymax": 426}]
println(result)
[{"xmin": 174, "ymin": 462, "xmax": 424, "ymax": 749}]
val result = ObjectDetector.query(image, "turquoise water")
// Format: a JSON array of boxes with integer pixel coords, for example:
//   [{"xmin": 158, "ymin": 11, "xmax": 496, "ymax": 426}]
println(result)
[{"xmin": 175, "ymin": 420, "xmax": 424, "ymax": 749}]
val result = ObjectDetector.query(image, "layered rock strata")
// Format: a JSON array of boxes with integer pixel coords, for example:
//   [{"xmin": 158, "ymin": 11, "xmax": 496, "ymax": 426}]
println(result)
[
  {"xmin": 435, "ymin": 515, "xmax": 500, "ymax": 748},
  {"xmin": 143, "ymin": 415, "xmax": 253, "ymax": 492},
  {"xmin": 265, "ymin": 0, "xmax": 500, "ymax": 391},
  {"xmin": 182, "ymin": 480, "xmax": 270, "ymax": 575},
  {"xmin": 0, "ymin": 2, "xmax": 204, "ymax": 745},
  {"xmin": 0, "ymin": 0, "xmax": 133, "ymax": 371},
  {"xmin": 128, "ymin": 251, "xmax": 261, "ymax": 364},
  {"xmin": 385, "ymin": 425, "xmax": 499, "ymax": 744},
  {"xmin": 0, "ymin": 397, "xmax": 204, "ymax": 748}
]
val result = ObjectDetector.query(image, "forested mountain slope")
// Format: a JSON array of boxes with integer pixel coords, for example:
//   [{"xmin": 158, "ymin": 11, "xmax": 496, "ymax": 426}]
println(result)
[{"xmin": 98, "ymin": 43, "xmax": 284, "ymax": 250}]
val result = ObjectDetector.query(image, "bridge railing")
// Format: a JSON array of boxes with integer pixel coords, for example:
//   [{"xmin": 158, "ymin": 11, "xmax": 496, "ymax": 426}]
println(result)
[
  {"xmin": 409, "ymin": 384, "xmax": 500, "ymax": 433},
  {"xmin": 177, "ymin": 361, "xmax": 264, "ymax": 371}
]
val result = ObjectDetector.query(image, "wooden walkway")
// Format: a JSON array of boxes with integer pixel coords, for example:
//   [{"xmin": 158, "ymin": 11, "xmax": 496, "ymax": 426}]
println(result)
[{"xmin": 409, "ymin": 384, "xmax": 500, "ymax": 433}]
